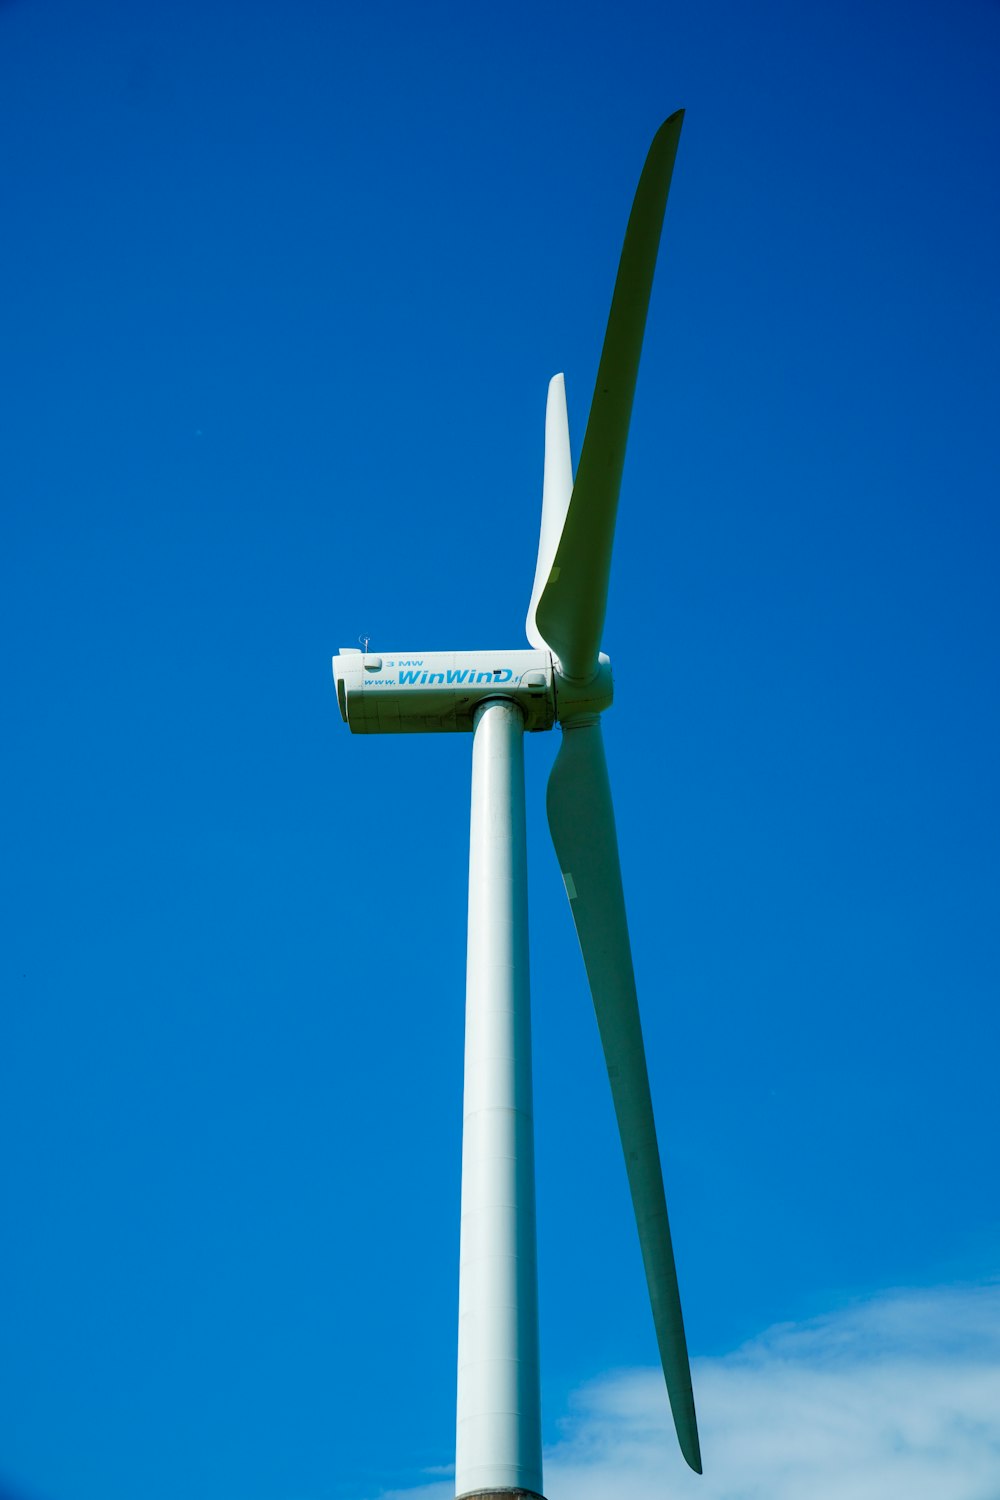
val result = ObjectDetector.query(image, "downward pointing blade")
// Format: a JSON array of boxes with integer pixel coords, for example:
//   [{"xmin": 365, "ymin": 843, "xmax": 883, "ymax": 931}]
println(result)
[
  {"xmin": 546, "ymin": 718, "xmax": 702, "ymax": 1474},
  {"xmin": 535, "ymin": 112, "xmax": 683, "ymax": 682}
]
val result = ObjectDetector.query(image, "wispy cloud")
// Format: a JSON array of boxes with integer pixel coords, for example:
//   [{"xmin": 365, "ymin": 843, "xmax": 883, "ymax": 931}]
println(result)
[{"xmin": 369, "ymin": 1282, "xmax": 1000, "ymax": 1500}]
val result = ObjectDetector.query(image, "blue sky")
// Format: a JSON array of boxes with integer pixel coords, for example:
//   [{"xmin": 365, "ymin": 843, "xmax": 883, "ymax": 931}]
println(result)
[{"xmin": 1, "ymin": 2, "xmax": 998, "ymax": 1497}]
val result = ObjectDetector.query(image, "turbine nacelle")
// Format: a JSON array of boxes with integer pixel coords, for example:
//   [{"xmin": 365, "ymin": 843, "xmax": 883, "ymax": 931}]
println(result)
[{"xmin": 332, "ymin": 646, "xmax": 613, "ymax": 734}]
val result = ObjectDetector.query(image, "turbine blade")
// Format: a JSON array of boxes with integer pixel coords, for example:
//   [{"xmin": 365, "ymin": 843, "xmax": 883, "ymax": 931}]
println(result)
[
  {"xmin": 546, "ymin": 717, "xmax": 701, "ymax": 1474},
  {"xmin": 535, "ymin": 112, "xmax": 683, "ymax": 681},
  {"xmin": 526, "ymin": 373, "xmax": 574, "ymax": 649}
]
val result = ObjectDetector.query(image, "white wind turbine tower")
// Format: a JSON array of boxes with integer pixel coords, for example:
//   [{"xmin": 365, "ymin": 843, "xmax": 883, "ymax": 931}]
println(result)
[{"xmin": 333, "ymin": 113, "xmax": 699, "ymax": 1498}]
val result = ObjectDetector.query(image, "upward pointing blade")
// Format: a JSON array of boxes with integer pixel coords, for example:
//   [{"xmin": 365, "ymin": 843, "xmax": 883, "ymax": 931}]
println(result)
[
  {"xmin": 535, "ymin": 112, "xmax": 683, "ymax": 682},
  {"xmin": 526, "ymin": 373, "xmax": 574, "ymax": 650},
  {"xmin": 547, "ymin": 717, "xmax": 702, "ymax": 1474}
]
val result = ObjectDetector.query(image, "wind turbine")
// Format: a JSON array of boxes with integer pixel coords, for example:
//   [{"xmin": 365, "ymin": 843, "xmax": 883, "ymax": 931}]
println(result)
[{"xmin": 332, "ymin": 112, "xmax": 699, "ymax": 1497}]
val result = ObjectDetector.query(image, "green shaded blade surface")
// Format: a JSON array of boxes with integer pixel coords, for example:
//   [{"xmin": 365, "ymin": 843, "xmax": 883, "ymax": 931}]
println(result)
[
  {"xmin": 547, "ymin": 718, "xmax": 702, "ymax": 1474},
  {"xmin": 535, "ymin": 111, "xmax": 683, "ymax": 682}
]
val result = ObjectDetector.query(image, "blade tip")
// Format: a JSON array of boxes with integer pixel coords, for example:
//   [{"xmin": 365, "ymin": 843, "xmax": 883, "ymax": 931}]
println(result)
[
  {"xmin": 682, "ymin": 1424, "xmax": 703, "ymax": 1474},
  {"xmin": 656, "ymin": 108, "xmax": 685, "ymax": 140}
]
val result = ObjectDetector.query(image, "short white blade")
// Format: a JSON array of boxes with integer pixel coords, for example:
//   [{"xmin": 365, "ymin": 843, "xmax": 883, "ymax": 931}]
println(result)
[{"xmin": 526, "ymin": 373, "xmax": 573, "ymax": 649}]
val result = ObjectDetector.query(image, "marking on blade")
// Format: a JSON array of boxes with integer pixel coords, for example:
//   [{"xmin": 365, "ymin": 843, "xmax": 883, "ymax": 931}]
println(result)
[
  {"xmin": 563, "ymin": 871, "xmax": 577, "ymax": 900},
  {"xmin": 548, "ymin": 565, "xmax": 561, "ymax": 583}
]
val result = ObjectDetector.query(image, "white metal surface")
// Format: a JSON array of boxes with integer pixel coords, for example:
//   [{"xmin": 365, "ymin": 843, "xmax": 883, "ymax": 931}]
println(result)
[
  {"xmin": 332, "ymin": 648, "xmax": 555, "ymax": 734},
  {"xmin": 331, "ymin": 643, "xmax": 613, "ymax": 734},
  {"xmin": 455, "ymin": 699, "xmax": 543, "ymax": 1498}
]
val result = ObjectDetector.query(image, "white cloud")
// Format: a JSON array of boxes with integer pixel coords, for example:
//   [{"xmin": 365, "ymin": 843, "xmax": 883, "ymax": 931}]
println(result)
[{"xmin": 368, "ymin": 1282, "xmax": 1000, "ymax": 1500}]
